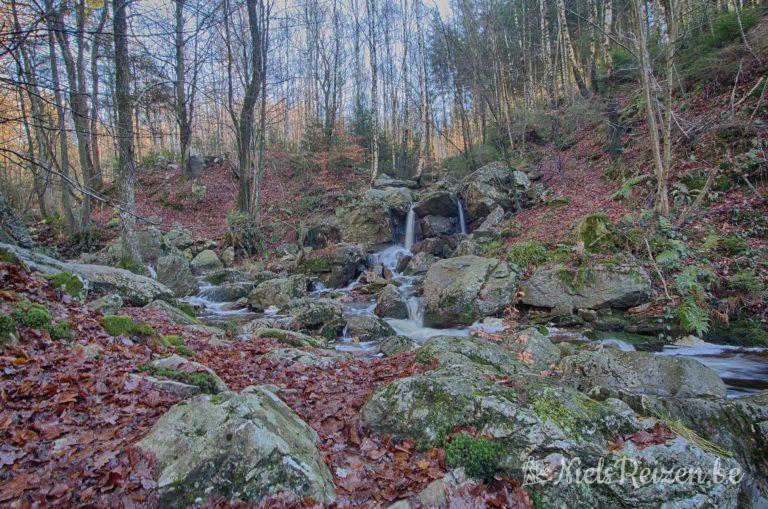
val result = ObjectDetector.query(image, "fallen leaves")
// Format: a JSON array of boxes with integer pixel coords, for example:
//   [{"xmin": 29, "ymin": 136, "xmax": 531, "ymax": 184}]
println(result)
[{"xmin": 609, "ymin": 422, "xmax": 677, "ymax": 451}]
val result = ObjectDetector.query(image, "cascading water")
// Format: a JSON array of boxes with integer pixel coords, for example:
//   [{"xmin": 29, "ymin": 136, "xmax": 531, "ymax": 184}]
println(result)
[
  {"xmin": 456, "ymin": 198, "xmax": 468, "ymax": 235},
  {"xmin": 404, "ymin": 205, "xmax": 416, "ymax": 252}
]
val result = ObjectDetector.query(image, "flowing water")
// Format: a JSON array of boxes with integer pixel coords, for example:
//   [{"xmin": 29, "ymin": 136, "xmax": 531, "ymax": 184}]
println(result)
[
  {"xmin": 404, "ymin": 205, "xmax": 417, "ymax": 252},
  {"xmin": 456, "ymin": 198, "xmax": 468, "ymax": 235}
]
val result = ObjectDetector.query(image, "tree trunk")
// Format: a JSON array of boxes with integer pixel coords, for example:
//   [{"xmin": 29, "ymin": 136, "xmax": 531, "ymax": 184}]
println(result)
[
  {"xmin": 175, "ymin": 0, "xmax": 193, "ymax": 178},
  {"xmin": 367, "ymin": 0, "xmax": 380, "ymax": 183}
]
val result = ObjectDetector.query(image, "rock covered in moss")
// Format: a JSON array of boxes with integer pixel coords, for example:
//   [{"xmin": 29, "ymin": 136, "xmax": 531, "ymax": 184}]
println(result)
[
  {"xmin": 298, "ymin": 242, "xmax": 365, "ymax": 288},
  {"xmin": 248, "ymin": 275, "xmax": 307, "ymax": 311},
  {"xmin": 520, "ymin": 264, "xmax": 652, "ymax": 311},
  {"xmin": 138, "ymin": 387, "xmax": 335, "ymax": 506},
  {"xmin": 190, "ymin": 249, "xmax": 223, "ymax": 275},
  {"xmin": 287, "ymin": 298, "xmax": 344, "ymax": 338},
  {"xmin": 339, "ymin": 203, "xmax": 393, "ymax": 249},
  {"xmin": 502, "ymin": 327, "xmax": 561, "ymax": 371},
  {"xmin": 156, "ymin": 254, "xmax": 199, "ymax": 297},
  {"xmin": 374, "ymin": 284, "xmax": 409, "ymax": 319},
  {"xmin": 266, "ymin": 347, "xmax": 341, "ymax": 366},
  {"xmin": 87, "ymin": 293, "xmax": 123, "ymax": 315},
  {"xmin": 459, "ymin": 162, "xmax": 531, "ymax": 222},
  {"xmin": 379, "ymin": 335, "xmax": 416, "ymax": 356},
  {"xmin": 559, "ymin": 347, "xmax": 727, "ymax": 398},
  {"xmin": 149, "ymin": 354, "xmax": 228, "ymax": 393},
  {"xmin": 422, "ymin": 255, "xmax": 520, "ymax": 327},
  {"xmin": 344, "ymin": 315, "xmax": 395, "ymax": 342}
]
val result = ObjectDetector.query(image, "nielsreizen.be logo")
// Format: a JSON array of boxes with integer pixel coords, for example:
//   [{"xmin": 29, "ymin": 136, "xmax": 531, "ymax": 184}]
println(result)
[{"xmin": 522, "ymin": 456, "xmax": 743, "ymax": 489}]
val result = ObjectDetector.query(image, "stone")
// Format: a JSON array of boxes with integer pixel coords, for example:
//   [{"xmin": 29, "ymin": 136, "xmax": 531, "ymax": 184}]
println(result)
[
  {"xmin": 87, "ymin": 294, "xmax": 123, "ymax": 315},
  {"xmin": 188, "ymin": 154, "xmax": 206, "ymax": 177},
  {"xmin": 379, "ymin": 335, "xmax": 416, "ymax": 356},
  {"xmin": 191, "ymin": 181, "xmax": 206, "ymax": 202},
  {"xmin": 363, "ymin": 187, "xmax": 414, "ymax": 215},
  {"xmin": 559, "ymin": 347, "xmax": 727, "ymax": 398},
  {"xmin": 139, "ymin": 388, "xmax": 335, "ymax": 506},
  {"xmin": 198, "ymin": 282, "xmax": 254, "ymax": 302},
  {"xmin": 156, "ymin": 254, "xmax": 199, "ymax": 297},
  {"xmin": 129, "ymin": 373, "xmax": 201, "ymax": 399},
  {"xmin": 240, "ymin": 326, "xmax": 321, "ymax": 348},
  {"xmin": 520, "ymin": 264, "xmax": 652, "ymax": 310},
  {"xmin": 249, "ymin": 275, "xmax": 307, "ymax": 311},
  {"xmin": 459, "ymin": 161, "xmax": 531, "ymax": 222},
  {"xmin": 298, "ymin": 243, "xmax": 365, "ymax": 288},
  {"xmin": 150, "ymin": 354, "xmax": 229, "ymax": 393},
  {"xmin": 419, "ymin": 215, "xmax": 455, "ymax": 238},
  {"xmin": 204, "ymin": 268, "xmax": 258, "ymax": 285},
  {"xmin": 475, "ymin": 206, "xmax": 506, "ymax": 232},
  {"xmin": 502, "ymin": 327, "xmax": 561, "ymax": 371},
  {"xmin": 144, "ymin": 300, "xmax": 199, "ymax": 326},
  {"xmin": 413, "ymin": 191, "xmax": 456, "ymax": 217},
  {"xmin": 190, "ymin": 249, "xmax": 223, "ymax": 275},
  {"xmin": 163, "ymin": 226, "xmax": 194, "ymax": 250},
  {"xmin": 266, "ymin": 348, "xmax": 340, "ymax": 366},
  {"xmin": 373, "ymin": 175, "xmax": 419, "ymax": 189},
  {"xmin": 404, "ymin": 251, "xmax": 438, "ymax": 276},
  {"xmin": 136, "ymin": 227, "xmax": 166, "ymax": 264},
  {"xmin": 344, "ymin": 315, "xmax": 396, "ymax": 342},
  {"xmin": 374, "ymin": 284, "xmax": 409, "ymax": 319},
  {"xmin": 220, "ymin": 246, "xmax": 235, "ymax": 267},
  {"xmin": 339, "ymin": 204, "xmax": 393, "ymax": 249},
  {"xmin": 287, "ymin": 298, "xmax": 344, "ymax": 338},
  {"xmin": 411, "ymin": 234, "xmax": 462, "ymax": 258},
  {"xmin": 301, "ymin": 216, "xmax": 341, "ymax": 249},
  {"xmin": 422, "ymin": 255, "xmax": 521, "ymax": 327}
]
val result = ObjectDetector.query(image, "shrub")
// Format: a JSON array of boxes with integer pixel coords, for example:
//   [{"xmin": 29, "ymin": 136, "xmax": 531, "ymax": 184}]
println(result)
[
  {"xmin": 676, "ymin": 298, "xmax": 710, "ymax": 336},
  {"xmin": 507, "ymin": 241, "xmax": 550, "ymax": 270},
  {"xmin": 445, "ymin": 434, "xmax": 504, "ymax": 481},
  {"xmin": 721, "ymin": 235, "xmax": 749, "ymax": 256},
  {"xmin": 102, "ymin": 315, "xmax": 155, "ymax": 337},
  {"xmin": 45, "ymin": 272, "xmax": 86, "ymax": 300}
]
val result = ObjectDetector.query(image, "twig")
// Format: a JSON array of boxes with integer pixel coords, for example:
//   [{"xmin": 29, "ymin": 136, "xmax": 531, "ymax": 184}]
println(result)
[
  {"xmin": 644, "ymin": 236, "xmax": 671, "ymax": 300},
  {"xmin": 750, "ymin": 78, "xmax": 768, "ymax": 120},
  {"xmin": 730, "ymin": 59, "xmax": 743, "ymax": 114},
  {"xmin": 733, "ymin": 76, "xmax": 765, "ymax": 112}
]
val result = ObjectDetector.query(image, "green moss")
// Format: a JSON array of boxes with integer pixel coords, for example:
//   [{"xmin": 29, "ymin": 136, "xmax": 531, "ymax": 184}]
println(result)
[
  {"xmin": 445, "ymin": 433, "xmax": 504, "ymax": 481},
  {"xmin": 44, "ymin": 272, "xmax": 86, "ymax": 299},
  {"xmin": 0, "ymin": 250, "xmax": 21, "ymax": 264},
  {"xmin": 48, "ymin": 319, "xmax": 74, "ymax": 341},
  {"xmin": 175, "ymin": 344, "xmax": 196, "ymax": 357},
  {"xmin": 574, "ymin": 213, "xmax": 619, "ymax": 252},
  {"xmin": 531, "ymin": 394, "xmax": 580, "ymax": 435},
  {"xmin": 415, "ymin": 348, "xmax": 437, "ymax": 366},
  {"xmin": 0, "ymin": 313, "xmax": 16, "ymax": 345},
  {"xmin": 117, "ymin": 257, "xmax": 145, "ymax": 275},
  {"xmin": 705, "ymin": 318, "xmax": 768, "ymax": 347},
  {"xmin": 138, "ymin": 365, "xmax": 219, "ymax": 393},
  {"xmin": 507, "ymin": 241, "xmax": 550, "ymax": 270},
  {"xmin": 175, "ymin": 301, "xmax": 198, "ymax": 320},
  {"xmin": 12, "ymin": 303, "xmax": 52, "ymax": 329},
  {"xmin": 721, "ymin": 235, "xmax": 749, "ymax": 256},
  {"xmin": 102, "ymin": 315, "xmax": 155, "ymax": 337}
]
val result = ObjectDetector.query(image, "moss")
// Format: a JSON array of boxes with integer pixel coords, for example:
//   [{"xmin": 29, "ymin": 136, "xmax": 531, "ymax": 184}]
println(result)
[
  {"xmin": 117, "ymin": 257, "xmax": 145, "ymax": 275},
  {"xmin": 0, "ymin": 250, "xmax": 21, "ymax": 265},
  {"xmin": 44, "ymin": 272, "xmax": 86, "ymax": 299},
  {"xmin": 175, "ymin": 301, "xmax": 198, "ymax": 320},
  {"xmin": 721, "ymin": 235, "xmax": 749, "ymax": 256},
  {"xmin": 705, "ymin": 318, "xmax": 768, "ymax": 347},
  {"xmin": 574, "ymin": 213, "xmax": 619, "ymax": 252},
  {"xmin": 300, "ymin": 254, "xmax": 334, "ymax": 274},
  {"xmin": 138, "ymin": 365, "xmax": 219, "ymax": 393},
  {"xmin": 12, "ymin": 303, "xmax": 52, "ymax": 329},
  {"xmin": 102, "ymin": 315, "xmax": 155, "ymax": 337},
  {"xmin": 415, "ymin": 348, "xmax": 437, "ymax": 366},
  {"xmin": 175, "ymin": 344, "xmax": 196, "ymax": 357},
  {"xmin": 530, "ymin": 393, "xmax": 581, "ymax": 436},
  {"xmin": 445, "ymin": 433, "xmax": 504, "ymax": 481},
  {"xmin": 48, "ymin": 319, "xmax": 74, "ymax": 341},
  {"xmin": 507, "ymin": 241, "xmax": 550, "ymax": 270},
  {"xmin": 0, "ymin": 313, "xmax": 16, "ymax": 345}
]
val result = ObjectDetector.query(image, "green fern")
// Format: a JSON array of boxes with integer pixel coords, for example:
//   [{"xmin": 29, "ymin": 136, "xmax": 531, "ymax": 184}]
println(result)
[
  {"xmin": 676, "ymin": 298, "xmax": 710, "ymax": 335},
  {"xmin": 610, "ymin": 174, "xmax": 647, "ymax": 200}
]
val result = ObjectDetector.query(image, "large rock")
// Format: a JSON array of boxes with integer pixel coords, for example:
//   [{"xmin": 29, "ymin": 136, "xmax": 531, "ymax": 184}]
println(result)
[
  {"xmin": 287, "ymin": 298, "xmax": 344, "ymax": 339},
  {"xmin": 249, "ymin": 275, "xmax": 307, "ymax": 311},
  {"xmin": 459, "ymin": 161, "xmax": 531, "ymax": 221},
  {"xmin": 344, "ymin": 315, "xmax": 395, "ymax": 342},
  {"xmin": 301, "ymin": 216, "xmax": 341, "ymax": 249},
  {"xmin": 156, "ymin": 254, "xmax": 199, "ymax": 297},
  {"xmin": 1, "ymin": 243, "xmax": 174, "ymax": 306},
  {"xmin": 339, "ymin": 203, "xmax": 392, "ymax": 249},
  {"xmin": 198, "ymin": 282, "xmax": 254, "ymax": 302},
  {"xmin": 413, "ymin": 191, "xmax": 455, "ymax": 217},
  {"xmin": 502, "ymin": 327, "xmax": 561, "ymax": 371},
  {"xmin": 559, "ymin": 347, "xmax": 727, "ymax": 398},
  {"xmin": 419, "ymin": 215, "xmax": 455, "ymax": 238},
  {"xmin": 404, "ymin": 252, "xmax": 437, "ymax": 276},
  {"xmin": 87, "ymin": 294, "xmax": 123, "ymax": 315},
  {"xmin": 190, "ymin": 249, "xmax": 223, "ymax": 275},
  {"xmin": 150, "ymin": 354, "xmax": 228, "ymax": 393},
  {"xmin": 422, "ymin": 255, "xmax": 521, "ymax": 327},
  {"xmin": 362, "ymin": 337, "xmax": 741, "ymax": 508},
  {"xmin": 139, "ymin": 387, "xmax": 335, "ymax": 506},
  {"xmin": 374, "ymin": 284, "xmax": 409, "ymax": 319},
  {"xmin": 520, "ymin": 264, "xmax": 652, "ymax": 310},
  {"xmin": 363, "ymin": 187, "xmax": 414, "ymax": 215},
  {"xmin": 412, "ymin": 234, "xmax": 462, "ymax": 258},
  {"xmin": 163, "ymin": 226, "xmax": 194, "ymax": 251},
  {"xmin": 373, "ymin": 175, "xmax": 419, "ymax": 189},
  {"xmin": 298, "ymin": 243, "xmax": 365, "ymax": 288},
  {"xmin": 144, "ymin": 300, "xmax": 199, "ymax": 326}
]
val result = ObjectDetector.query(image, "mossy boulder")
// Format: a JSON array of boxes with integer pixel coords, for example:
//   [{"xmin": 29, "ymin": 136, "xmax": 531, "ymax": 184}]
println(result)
[
  {"xmin": 422, "ymin": 255, "xmax": 521, "ymax": 327},
  {"xmin": 198, "ymin": 282, "xmax": 254, "ymax": 302},
  {"xmin": 363, "ymin": 187, "xmax": 414, "ymax": 215},
  {"xmin": 344, "ymin": 315, "xmax": 395, "ymax": 342},
  {"xmin": 287, "ymin": 298, "xmax": 344, "ymax": 339},
  {"xmin": 339, "ymin": 203, "xmax": 392, "ymax": 250},
  {"xmin": 520, "ymin": 264, "xmax": 652, "ymax": 311},
  {"xmin": 502, "ymin": 327, "xmax": 561, "ymax": 371},
  {"xmin": 373, "ymin": 284, "xmax": 409, "ymax": 319},
  {"xmin": 144, "ymin": 300, "xmax": 200, "ymax": 326},
  {"xmin": 156, "ymin": 254, "xmax": 199, "ymax": 297},
  {"xmin": 459, "ymin": 162, "xmax": 531, "ymax": 222},
  {"xmin": 297, "ymin": 242, "xmax": 365, "ymax": 288},
  {"xmin": 413, "ymin": 191, "xmax": 456, "ymax": 217},
  {"xmin": 147, "ymin": 354, "xmax": 228, "ymax": 393},
  {"xmin": 265, "ymin": 348, "xmax": 340, "ymax": 366},
  {"xmin": 190, "ymin": 249, "xmax": 223, "ymax": 276},
  {"xmin": 102, "ymin": 315, "xmax": 155, "ymax": 337},
  {"xmin": 138, "ymin": 387, "xmax": 335, "ymax": 507},
  {"xmin": 248, "ymin": 275, "xmax": 307, "ymax": 311},
  {"xmin": 87, "ymin": 294, "xmax": 123, "ymax": 315}
]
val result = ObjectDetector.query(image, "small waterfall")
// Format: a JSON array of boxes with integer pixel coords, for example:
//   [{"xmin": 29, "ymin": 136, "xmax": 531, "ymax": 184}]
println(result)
[
  {"xmin": 404, "ymin": 205, "xmax": 417, "ymax": 252},
  {"xmin": 456, "ymin": 198, "xmax": 467, "ymax": 234},
  {"xmin": 405, "ymin": 296, "xmax": 423, "ymax": 325},
  {"xmin": 147, "ymin": 265, "xmax": 157, "ymax": 279}
]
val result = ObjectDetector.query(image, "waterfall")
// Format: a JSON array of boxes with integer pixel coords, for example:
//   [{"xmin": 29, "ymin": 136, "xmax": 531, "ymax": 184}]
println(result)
[
  {"xmin": 456, "ymin": 198, "xmax": 468, "ymax": 234},
  {"xmin": 404, "ymin": 205, "xmax": 416, "ymax": 252},
  {"xmin": 405, "ymin": 296, "xmax": 423, "ymax": 325}
]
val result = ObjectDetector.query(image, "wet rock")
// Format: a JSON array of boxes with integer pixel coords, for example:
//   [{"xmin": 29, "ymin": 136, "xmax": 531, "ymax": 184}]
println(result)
[
  {"xmin": 559, "ymin": 347, "xmax": 727, "ymax": 398},
  {"xmin": 298, "ymin": 243, "xmax": 365, "ymax": 288},
  {"xmin": 420, "ymin": 215, "xmax": 455, "ymax": 238},
  {"xmin": 204, "ymin": 268, "xmax": 257, "ymax": 285},
  {"xmin": 363, "ymin": 187, "xmax": 414, "ymax": 215},
  {"xmin": 287, "ymin": 298, "xmax": 345, "ymax": 339},
  {"xmin": 144, "ymin": 300, "xmax": 199, "ymax": 326},
  {"xmin": 157, "ymin": 254, "xmax": 199, "ymax": 297},
  {"xmin": 413, "ymin": 191, "xmax": 455, "ymax": 217},
  {"xmin": 249, "ymin": 275, "xmax": 307, "ymax": 311},
  {"xmin": 379, "ymin": 335, "xmax": 416, "ymax": 356},
  {"xmin": 520, "ymin": 264, "xmax": 652, "ymax": 310},
  {"xmin": 404, "ymin": 252, "xmax": 438, "ymax": 276},
  {"xmin": 344, "ymin": 315, "xmax": 396, "ymax": 342},
  {"xmin": 412, "ymin": 234, "xmax": 462, "ymax": 258},
  {"xmin": 422, "ymin": 255, "xmax": 521, "ymax": 327},
  {"xmin": 502, "ymin": 327, "xmax": 561, "ymax": 371},
  {"xmin": 199, "ymin": 282, "xmax": 254, "ymax": 302},
  {"xmin": 374, "ymin": 284, "xmax": 409, "ymax": 319},
  {"xmin": 190, "ymin": 249, "xmax": 223, "ymax": 276},
  {"xmin": 87, "ymin": 293, "xmax": 123, "ymax": 315},
  {"xmin": 139, "ymin": 387, "xmax": 335, "ymax": 506}
]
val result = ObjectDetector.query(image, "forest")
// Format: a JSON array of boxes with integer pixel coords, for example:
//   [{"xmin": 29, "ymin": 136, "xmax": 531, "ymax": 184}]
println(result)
[{"xmin": 0, "ymin": 0, "xmax": 766, "ymax": 507}]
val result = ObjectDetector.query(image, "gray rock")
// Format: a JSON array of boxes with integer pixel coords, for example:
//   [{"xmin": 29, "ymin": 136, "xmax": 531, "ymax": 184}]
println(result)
[
  {"xmin": 413, "ymin": 191, "xmax": 455, "ymax": 216},
  {"xmin": 420, "ymin": 215, "xmax": 455, "ymax": 237},
  {"xmin": 379, "ymin": 335, "xmax": 416, "ymax": 356},
  {"xmin": 460, "ymin": 161, "xmax": 531, "ymax": 221},
  {"xmin": 301, "ymin": 216, "xmax": 341, "ymax": 249},
  {"xmin": 266, "ymin": 348, "xmax": 339, "ymax": 366},
  {"xmin": 156, "ymin": 254, "xmax": 199, "ymax": 297},
  {"xmin": 363, "ymin": 187, "xmax": 414, "ymax": 215},
  {"xmin": 475, "ymin": 206, "xmax": 506, "ymax": 232},
  {"xmin": 344, "ymin": 315, "xmax": 396, "ymax": 342},
  {"xmin": 373, "ymin": 175, "xmax": 419, "ymax": 189},
  {"xmin": 129, "ymin": 373, "xmax": 201, "ymax": 399},
  {"xmin": 287, "ymin": 298, "xmax": 344, "ymax": 338},
  {"xmin": 144, "ymin": 300, "xmax": 199, "ymax": 326},
  {"xmin": 190, "ymin": 249, "xmax": 223, "ymax": 275},
  {"xmin": 139, "ymin": 388, "xmax": 336, "ymax": 506},
  {"xmin": 87, "ymin": 294, "xmax": 123, "ymax": 315},
  {"xmin": 374, "ymin": 284, "xmax": 409, "ymax": 319},
  {"xmin": 204, "ymin": 268, "xmax": 257, "ymax": 285},
  {"xmin": 412, "ymin": 234, "xmax": 462, "ymax": 258},
  {"xmin": 404, "ymin": 251, "xmax": 437, "ymax": 276},
  {"xmin": 188, "ymin": 154, "xmax": 206, "ymax": 177},
  {"xmin": 298, "ymin": 242, "xmax": 365, "ymax": 288},
  {"xmin": 150, "ymin": 354, "xmax": 228, "ymax": 393},
  {"xmin": 339, "ymin": 204, "xmax": 393, "ymax": 249},
  {"xmin": 220, "ymin": 246, "xmax": 235, "ymax": 267},
  {"xmin": 422, "ymin": 255, "xmax": 521, "ymax": 327},
  {"xmin": 559, "ymin": 348, "xmax": 727, "ymax": 398},
  {"xmin": 163, "ymin": 226, "xmax": 194, "ymax": 250},
  {"xmin": 520, "ymin": 264, "xmax": 652, "ymax": 310},
  {"xmin": 249, "ymin": 275, "xmax": 307, "ymax": 311},
  {"xmin": 199, "ymin": 282, "xmax": 254, "ymax": 302},
  {"xmin": 502, "ymin": 327, "xmax": 561, "ymax": 371}
]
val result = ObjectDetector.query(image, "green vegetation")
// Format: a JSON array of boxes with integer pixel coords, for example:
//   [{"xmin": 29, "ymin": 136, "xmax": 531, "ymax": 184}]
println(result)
[
  {"xmin": 573, "ymin": 212, "xmax": 618, "ymax": 252},
  {"xmin": 116, "ymin": 257, "xmax": 146, "ymax": 275},
  {"xmin": 507, "ymin": 241, "xmax": 550, "ymax": 270},
  {"xmin": 138, "ymin": 365, "xmax": 219, "ymax": 393},
  {"xmin": 157, "ymin": 334, "xmax": 196, "ymax": 357},
  {"xmin": 721, "ymin": 234, "xmax": 749, "ymax": 256},
  {"xmin": 48, "ymin": 320, "xmax": 74, "ymax": 341},
  {"xmin": 12, "ymin": 303, "xmax": 52, "ymax": 328},
  {"xmin": 0, "ymin": 313, "xmax": 16, "ymax": 345},
  {"xmin": 445, "ymin": 433, "xmax": 504, "ymax": 481},
  {"xmin": 6, "ymin": 303, "xmax": 74, "ymax": 341},
  {"xmin": 175, "ymin": 301, "xmax": 198, "ymax": 319},
  {"xmin": 44, "ymin": 272, "xmax": 86, "ymax": 300},
  {"xmin": 728, "ymin": 270, "xmax": 764, "ymax": 293},
  {"xmin": 102, "ymin": 315, "xmax": 155, "ymax": 337}
]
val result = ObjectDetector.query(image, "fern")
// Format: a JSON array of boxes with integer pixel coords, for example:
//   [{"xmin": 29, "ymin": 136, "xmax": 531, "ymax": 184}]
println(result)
[
  {"xmin": 610, "ymin": 174, "xmax": 648, "ymax": 200},
  {"xmin": 676, "ymin": 298, "xmax": 710, "ymax": 335}
]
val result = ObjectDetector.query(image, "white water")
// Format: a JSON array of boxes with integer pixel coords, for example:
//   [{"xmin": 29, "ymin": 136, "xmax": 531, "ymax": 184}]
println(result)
[
  {"xmin": 404, "ymin": 205, "xmax": 417, "ymax": 252},
  {"xmin": 456, "ymin": 198, "xmax": 468, "ymax": 235}
]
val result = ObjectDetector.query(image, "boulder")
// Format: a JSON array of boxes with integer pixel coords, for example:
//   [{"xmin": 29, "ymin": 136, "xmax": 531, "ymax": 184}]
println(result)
[
  {"xmin": 344, "ymin": 315, "xmax": 396, "ymax": 342},
  {"xmin": 363, "ymin": 187, "xmax": 414, "ymax": 215},
  {"xmin": 150, "ymin": 354, "xmax": 228, "ymax": 393},
  {"xmin": 156, "ymin": 254, "xmax": 199, "ymax": 297},
  {"xmin": 374, "ymin": 284, "xmax": 409, "ymax": 319},
  {"xmin": 452, "ymin": 235, "xmax": 484, "ymax": 257},
  {"xmin": 413, "ymin": 191, "xmax": 455, "ymax": 217},
  {"xmin": 298, "ymin": 243, "xmax": 365, "ymax": 288},
  {"xmin": 339, "ymin": 204, "xmax": 392, "ymax": 249},
  {"xmin": 502, "ymin": 327, "xmax": 561, "ymax": 371},
  {"xmin": 559, "ymin": 347, "xmax": 727, "ymax": 398},
  {"xmin": 144, "ymin": 300, "xmax": 199, "ymax": 326},
  {"xmin": 266, "ymin": 348, "xmax": 340, "ymax": 366},
  {"xmin": 239, "ymin": 325, "xmax": 321, "ymax": 348},
  {"xmin": 139, "ymin": 387, "xmax": 336, "ymax": 506},
  {"xmin": 87, "ymin": 294, "xmax": 123, "ymax": 315},
  {"xmin": 412, "ymin": 234, "xmax": 462, "ymax": 258},
  {"xmin": 422, "ymin": 255, "xmax": 521, "ymax": 327},
  {"xmin": 190, "ymin": 249, "xmax": 223, "ymax": 275},
  {"xmin": 301, "ymin": 216, "xmax": 341, "ymax": 249},
  {"xmin": 459, "ymin": 162, "xmax": 531, "ymax": 221},
  {"xmin": 198, "ymin": 282, "xmax": 254, "ymax": 302},
  {"xmin": 220, "ymin": 246, "xmax": 235, "ymax": 267},
  {"xmin": 204, "ymin": 268, "xmax": 258, "ymax": 285},
  {"xmin": 249, "ymin": 275, "xmax": 307, "ymax": 311},
  {"xmin": 188, "ymin": 154, "xmax": 206, "ymax": 177},
  {"xmin": 191, "ymin": 181, "xmax": 207, "ymax": 202},
  {"xmin": 379, "ymin": 335, "xmax": 416, "ymax": 356},
  {"xmin": 404, "ymin": 252, "xmax": 438, "ymax": 276},
  {"xmin": 475, "ymin": 206, "xmax": 506, "ymax": 232},
  {"xmin": 419, "ymin": 215, "xmax": 455, "ymax": 238},
  {"xmin": 136, "ymin": 227, "xmax": 166, "ymax": 264},
  {"xmin": 163, "ymin": 226, "xmax": 194, "ymax": 251},
  {"xmin": 373, "ymin": 175, "xmax": 419, "ymax": 189},
  {"xmin": 287, "ymin": 298, "xmax": 344, "ymax": 339},
  {"xmin": 520, "ymin": 264, "xmax": 652, "ymax": 310}
]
